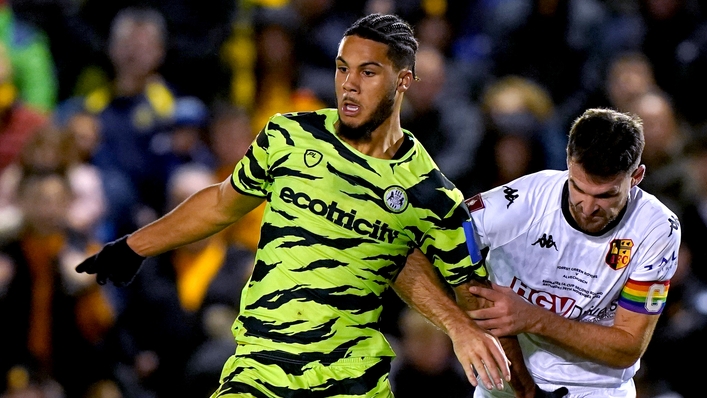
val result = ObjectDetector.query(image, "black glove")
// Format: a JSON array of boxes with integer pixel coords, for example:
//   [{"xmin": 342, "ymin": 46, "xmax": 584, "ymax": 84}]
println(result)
[
  {"xmin": 76, "ymin": 235, "xmax": 145, "ymax": 286},
  {"xmin": 535, "ymin": 385, "xmax": 568, "ymax": 398}
]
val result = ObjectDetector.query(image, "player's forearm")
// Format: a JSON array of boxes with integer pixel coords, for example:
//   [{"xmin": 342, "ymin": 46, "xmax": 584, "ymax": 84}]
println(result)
[
  {"xmin": 459, "ymin": 283, "xmax": 536, "ymax": 397},
  {"xmin": 392, "ymin": 252, "xmax": 470, "ymax": 335},
  {"xmin": 128, "ymin": 181, "xmax": 256, "ymax": 257},
  {"xmin": 500, "ymin": 337, "xmax": 535, "ymax": 398},
  {"xmin": 529, "ymin": 309, "xmax": 646, "ymax": 368}
]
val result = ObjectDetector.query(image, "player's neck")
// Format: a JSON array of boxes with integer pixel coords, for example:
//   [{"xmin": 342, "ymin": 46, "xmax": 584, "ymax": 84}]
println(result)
[
  {"xmin": 341, "ymin": 117, "xmax": 405, "ymax": 159},
  {"xmin": 340, "ymin": 108, "xmax": 404, "ymax": 159}
]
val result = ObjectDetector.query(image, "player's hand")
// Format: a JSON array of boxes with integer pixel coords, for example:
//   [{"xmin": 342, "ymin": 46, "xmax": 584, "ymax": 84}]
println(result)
[
  {"xmin": 75, "ymin": 235, "xmax": 145, "ymax": 287},
  {"xmin": 467, "ymin": 283, "xmax": 543, "ymax": 337},
  {"xmin": 534, "ymin": 385, "xmax": 568, "ymax": 398},
  {"xmin": 447, "ymin": 319, "xmax": 511, "ymax": 391}
]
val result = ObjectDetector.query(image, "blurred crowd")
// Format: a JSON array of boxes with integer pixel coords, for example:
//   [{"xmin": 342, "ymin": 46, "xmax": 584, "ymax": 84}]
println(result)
[{"xmin": 0, "ymin": 0, "xmax": 706, "ymax": 397}]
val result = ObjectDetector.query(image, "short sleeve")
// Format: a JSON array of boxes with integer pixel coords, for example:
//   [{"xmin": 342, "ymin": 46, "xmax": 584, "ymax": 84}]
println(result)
[
  {"xmin": 619, "ymin": 214, "xmax": 681, "ymax": 315},
  {"xmin": 231, "ymin": 123, "xmax": 273, "ymax": 198},
  {"xmin": 422, "ymin": 200, "xmax": 487, "ymax": 287}
]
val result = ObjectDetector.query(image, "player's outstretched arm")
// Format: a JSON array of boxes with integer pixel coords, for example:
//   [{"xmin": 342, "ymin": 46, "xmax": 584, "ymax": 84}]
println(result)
[
  {"xmin": 392, "ymin": 248, "xmax": 510, "ymax": 391},
  {"xmin": 468, "ymin": 283, "xmax": 660, "ymax": 368},
  {"xmin": 76, "ymin": 177, "xmax": 264, "ymax": 286},
  {"xmin": 127, "ymin": 178, "xmax": 262, "ymax": 256}
]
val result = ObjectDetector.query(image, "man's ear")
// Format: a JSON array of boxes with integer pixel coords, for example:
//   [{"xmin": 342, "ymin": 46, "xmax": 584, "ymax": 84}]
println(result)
[
  {"xmin": 397, "ymin": 70, "xmax": 413, "ymax": 92},
  {"xmin": 631, "ymin": 164, "xmax": 646, "ymax": 187}
]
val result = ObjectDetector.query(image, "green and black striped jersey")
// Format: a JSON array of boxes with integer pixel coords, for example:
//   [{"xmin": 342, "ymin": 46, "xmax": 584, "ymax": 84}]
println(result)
[{"xmin": 230, "ymin": 108, "xmax": 485, "ymax": 361}]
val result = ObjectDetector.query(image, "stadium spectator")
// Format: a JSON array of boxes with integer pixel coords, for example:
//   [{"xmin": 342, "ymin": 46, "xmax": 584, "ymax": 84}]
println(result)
[
  {"xmin": 583, "ymin": 51, "xmax": 658, "ymax": 113},
  {"xmin": 55, "ymin": 7, "xmax": 181, "ymax": 241},
  {"xmin": 483, "ymin": 0, "xmax": 609, "ymax": 129},
  {"xmin": 400, "ymin": 45, "xmax": 484, "ymax": 194},
  {"xmin": 0, "ymin": 122, "xmax": 107, "ymax": 244},
  {"xmin": 462, "ymin": 75, "xmax": 564, "ymax": 196},
  {"xmin": 250, "ymin": 9, "xmax": 326, "ymax": 135},
  {"xmin": 0, "ymin": 172, "xmax": 115, "ymax": 398},
  {"xmin": 151, "ymin": 95, "xmax": 218, "ymax": 182},
  {"xmin": 208, "ymin": 102, "xmax": 264, "ymax": 253},
  {"xmin": 0, "ymin": 41, "xmax": 48, "ymax": 174},
  {"xmin": 625, "ymin": 89, "xmax": 693, "ymax": 217},
  {"xmin": 637, "ymin": 0, "xmax": 707, "ymax": 127},
  {"xmin": 0, "ymin": 0, "xmax": 57, "ymax": 113},
  {"xmin": 289, "ymin": 0, "xmax": 357, "ymax": 106}
]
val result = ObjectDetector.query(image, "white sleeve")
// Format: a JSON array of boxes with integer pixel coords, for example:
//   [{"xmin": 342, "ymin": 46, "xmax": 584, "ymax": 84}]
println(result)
[
  {"xmin": 619, "ymin": 214, "xmax": 681, "ymax": 315},
  {"xmin": 466, "ymin": 181, "xmax": 539, "ymax": 251}
]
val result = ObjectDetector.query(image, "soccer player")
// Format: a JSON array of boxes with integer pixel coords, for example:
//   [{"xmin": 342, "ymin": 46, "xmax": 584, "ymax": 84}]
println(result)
[
  {"xmin": 75, "ymin": 13, "xmax": 511, "ymax": 397},
  {"xmin": 399, "ymin": 108, "xmax": 680, "ymax": 397}
]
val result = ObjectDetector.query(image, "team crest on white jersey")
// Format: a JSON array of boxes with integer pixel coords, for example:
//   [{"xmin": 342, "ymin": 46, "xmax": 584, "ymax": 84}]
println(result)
[
  {"xmin": 384, "ymin": 186, "xmax": 408, "ymax": 213},
  {"xmin": 605, "ymin": 239, "xmax": 634, "ymax": 270}
]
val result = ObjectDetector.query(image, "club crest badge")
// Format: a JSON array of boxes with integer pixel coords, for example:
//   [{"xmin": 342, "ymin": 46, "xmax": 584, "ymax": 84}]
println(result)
[
  {"xmin": 464, "ymin": 194, "xmax": 485, "ymax": 213},
  {"xmin": 384, "ymin": 186, "xmax": 408, "ymax": 213},
  {"xmin": 605, "ymin": 239, "xmax": 634, "ymax": 270},
  {"xmin": 304, "ymin": 149, "xmax": 322, "ymax": 168}
]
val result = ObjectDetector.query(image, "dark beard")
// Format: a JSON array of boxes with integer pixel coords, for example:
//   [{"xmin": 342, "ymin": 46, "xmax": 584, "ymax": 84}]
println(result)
[{"xmin": 338, "ymin": 88, "xmax": 396, "ymax": 141}]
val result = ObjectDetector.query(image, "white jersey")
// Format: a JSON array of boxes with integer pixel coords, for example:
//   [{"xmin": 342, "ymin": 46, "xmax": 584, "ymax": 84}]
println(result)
[{"xmin": 467, "ymin": 170, "xmax": 680, "ymax": 395}]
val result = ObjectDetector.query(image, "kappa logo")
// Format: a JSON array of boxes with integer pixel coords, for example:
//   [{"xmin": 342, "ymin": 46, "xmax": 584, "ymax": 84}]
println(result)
[
  {"xmin": 384, "ymin": 186, "xmax": 408, "ymax": 213},
  {"xmin": 304, "ymin": 149, "xmax": 322, "ymax": 167},
  {"xmin": 502, "ymin": 186, "xmax": 519, "ymax": 208},
  {"xmin": 668, "ymin": 215, "xmax": 679, "ymax": 237},
  {"xmin": 532, "ymin": 233, "xmax": 558, "ymax": 251},
  {"xmin": 605, "ymin": 239, "xmax": 634, "ymax": 270}
]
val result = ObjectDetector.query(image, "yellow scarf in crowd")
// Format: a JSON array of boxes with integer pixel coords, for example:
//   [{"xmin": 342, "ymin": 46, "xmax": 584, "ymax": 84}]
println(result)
[{"xmin": 173, "ymin": 238, "xmax": 227, "ymax": 312}]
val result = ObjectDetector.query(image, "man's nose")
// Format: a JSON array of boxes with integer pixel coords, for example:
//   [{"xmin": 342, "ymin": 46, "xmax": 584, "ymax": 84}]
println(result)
[
  {"xmin": 342, "ymin": 72, "xmax": 358, "ymax": 93},
  {"xmin": 580, "ymin": 196, "xmax": 599, "ymax": 215}
]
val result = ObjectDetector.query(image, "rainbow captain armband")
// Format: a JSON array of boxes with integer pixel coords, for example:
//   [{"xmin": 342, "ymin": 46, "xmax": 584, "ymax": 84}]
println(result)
[
  {"xmin": 463, "ymin": 220, "xmax": 487, "ymax": 279},
  {"xmin": 618, "ymin": 279, "xmax": 670, "ymax": 314}
]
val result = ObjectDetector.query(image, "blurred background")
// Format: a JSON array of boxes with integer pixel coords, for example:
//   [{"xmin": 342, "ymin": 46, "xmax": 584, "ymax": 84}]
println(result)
[{"xmin": 0, "ymin": 0, "xmax": 706, "ymax": 397}]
